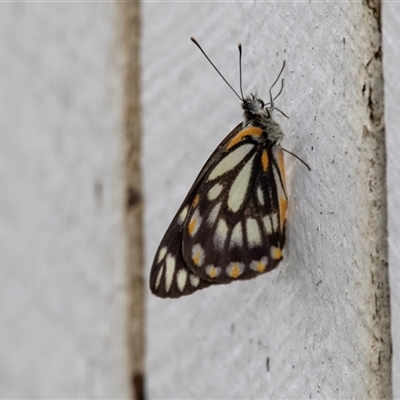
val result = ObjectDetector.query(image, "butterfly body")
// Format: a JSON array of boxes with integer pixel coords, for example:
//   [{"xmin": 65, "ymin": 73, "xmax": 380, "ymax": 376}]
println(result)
[{"xmin": 150, "ymin": 94, "xmax": 288, "ymax": 298}]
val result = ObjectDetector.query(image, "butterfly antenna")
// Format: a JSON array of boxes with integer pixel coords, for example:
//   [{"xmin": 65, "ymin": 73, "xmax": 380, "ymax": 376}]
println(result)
[
  {"xmin": 269, "ymin": 60, "xmax": 286, "ymax": 108},
  {"xmin": 273, "ymin": 78, "xmax": 285, "ymax": 102},
  {"xmin": 274, "ymin": 106, "xmax": 289, "ymax": 119},
  {"xmin": 238, "ymin": 43, "xmax": 245, "ymax": 100},
  {"xmin": 265, "ymin": 71, "xmax": 285, "ymax": 107},
  {"xmin": 191, "ymin": 37, "xmax": 243, "ymax": 101},
  {"xmin": 281, "ymin": 147, "xmax": 311, "ymax": 171}
]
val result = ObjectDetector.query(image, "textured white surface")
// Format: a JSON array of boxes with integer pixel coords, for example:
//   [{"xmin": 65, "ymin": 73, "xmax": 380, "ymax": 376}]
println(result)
[
  {"xmin": 383, "ymin": 2, "xmax": 400, "ymax": 398},
  {"xmin": 0, "ymin": 3, "xmax": 131, "ymax": 398},
  {"xmin": 143, "ymin": 2, "xmax": 390, "ymax": 399}
]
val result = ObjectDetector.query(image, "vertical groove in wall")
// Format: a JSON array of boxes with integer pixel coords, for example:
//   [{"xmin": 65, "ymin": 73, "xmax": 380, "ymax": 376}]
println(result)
[
  {"xmin": 119, "ymin": 2, "xmax": 145, "ymax": 400},
  {"xmin": 363, "ymin": 0, "xmax": 392, "ymax": 397}
]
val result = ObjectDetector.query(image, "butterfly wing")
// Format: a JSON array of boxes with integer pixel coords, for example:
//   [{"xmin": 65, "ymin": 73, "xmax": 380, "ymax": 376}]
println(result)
[
  {"xmin": 150, "ymin": 123, "xmax": 287, "ymax": 297},
  {"xmin": 150, "ymin": 123, "xmax": 244, "ymax": 298},
  {"xmin": 149, "ymin": 219, "xmax": 214, "ymax": 298},
  {"xmin": 182, "ymin": 138, "xmax": 287, "ymax": 283}
]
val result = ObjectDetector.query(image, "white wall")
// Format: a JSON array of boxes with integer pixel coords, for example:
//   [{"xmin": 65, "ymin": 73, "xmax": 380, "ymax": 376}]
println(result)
[
  {"xmin": 142, "ymin": 2, "xmax": 392, "ymax": 398},
  {"xmin": 0, "ymin": 3, "xmax": 132, "ymax": 398}
]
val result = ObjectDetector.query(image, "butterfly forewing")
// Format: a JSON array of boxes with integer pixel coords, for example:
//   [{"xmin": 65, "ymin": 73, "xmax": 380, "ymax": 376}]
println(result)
[{"xmin": 181, "ymin": 134, "xmax": 287, "ymax": 284}]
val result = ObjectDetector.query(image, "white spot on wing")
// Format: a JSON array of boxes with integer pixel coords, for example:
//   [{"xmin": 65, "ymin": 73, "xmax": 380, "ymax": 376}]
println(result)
[
  {"xmin": 257, "ymin": 186, "xmax": 264, "ymax": 205},
  {"xmin": 205, "ymin": 265, "xmax": 221, "ymax": 278},
  {"xmin": 189, "ymin": 274, "xmax": 200, "ymax": 287},
  {"xmin": 155, "ymin": 265, "xmax": 164, "ymax": 289},
  {"xmin": 246, "ymin": 218, "xmax": 262, "ymax": 247},
  {"xmin": 157, "ymin": 246, "xmax": 167, "ymax": 263},
  {"xmin": 188, "ymin": 209, "xmax": 202, "ymax": 237},
  {"xmin": 177, "ymin": 269, "xmax": 188, "ymax": 292},
  {"xmin": 208, "ymin": 202, "xmax": 221, "ymax": 225},
  {"xmin": 271, "ymin": 213, "xmax": 279, "ymax": 232},
  {"xmin": 165, "ymin": 254, "xmax": 176, "ymax": 292},
  {"xmin": 178, "ymin": 206, "xmax": 189, "ymax": 225},
  {"xmin": 273, "ymin": 164, "xmax": 286, "ymax": 204},
  {"xmin": 208, "ymin": 144, "xmax": 254, "ymax": 181},
  {"xmin": 227, "ymin": 155, "xmax": 255, "ymax": 212},
  {"xmin": 230, "ymin": 222, "xmax": 243, "ymax": 247},
  {"xmin": 250, "ymin": 257, "xmax": 268, "ymax": 273},
  {"xmin": 214, "ymin": 218, "xmax": 228, "ymax": 249},
  {"xmin": 191, "ymin": 243, "xmax": 205, "ymax": 267},
  {"xmin": 208, "ymin": 183, "xmax": 223, "ymax": 200},
  {"xmin": 263, "ymin": 215, "xmax": 273, "ymax": 235}
]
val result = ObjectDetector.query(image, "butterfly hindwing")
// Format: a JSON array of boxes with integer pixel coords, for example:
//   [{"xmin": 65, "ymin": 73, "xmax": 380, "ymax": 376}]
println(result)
[
  {"xmin": 150, "ymin": 123, "xmax": 244, "ymax": 298},
  {"xmin": 149, "ymin": 223, "xmax": 215, "ymax": 298}
]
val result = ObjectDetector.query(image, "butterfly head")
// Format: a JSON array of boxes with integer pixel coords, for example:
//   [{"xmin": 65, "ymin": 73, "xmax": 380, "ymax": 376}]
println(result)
[
  {"xmin": 242, "ymin": 94, "xmax": 265, "ymax": 114},
  {"xmin": 242, "ymin": 94, "xmax": 284, "ymax": 144},
  {"xmin": 190, "ymin": 38, "xmax": 286, "ymax": 146}
]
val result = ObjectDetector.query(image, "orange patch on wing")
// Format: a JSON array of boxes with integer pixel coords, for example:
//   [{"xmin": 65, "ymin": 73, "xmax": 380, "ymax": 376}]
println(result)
[
  {"xmin": 279, "ymin": 197, "xmax": 287, "ymax": 226},
  {"xmin": 188, "ymin": 217, "xmax": 197, "ymax": 235},
  {"xmin": 229, "ymin": 263, "xmax": 242, "ymax": 278},
  {"xmin": 226, "ymin": 127, "xmax": 263, "ymax": 150},
  {"xmin": 271, "ymin": 247, "xmax": 282, "ymax": 260},
  {"xmin": 192, "ymin": 194, "xmax": 200, "ymax": 207},
  {"xmin": 256, "ymin": 261, "xmax": 266, "ymax": 273},
  {"xmin": 192, "ymin": 252, "xmax": 201, "ymax": 266},
  {"xmin": 261, "ymin": 150, "xmax": 269, "ymax": 171},
  {"xmin": 208, "ymin": 267, "xmax": 218, "ymax": 278}
]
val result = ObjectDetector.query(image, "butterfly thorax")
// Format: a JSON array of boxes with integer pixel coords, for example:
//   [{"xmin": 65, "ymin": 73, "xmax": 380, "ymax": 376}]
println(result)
[{"xmin": 242, "ymin": 95, "xmax": 284, "ymax": 145}]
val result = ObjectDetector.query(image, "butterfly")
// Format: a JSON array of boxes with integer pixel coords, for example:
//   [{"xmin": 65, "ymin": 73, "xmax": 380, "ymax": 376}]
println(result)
[{"xmin": 149, "ymin": 38, "xmax": 310, "ymax": 298}]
